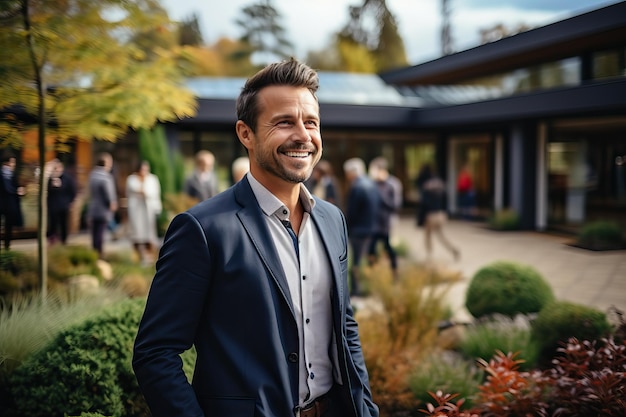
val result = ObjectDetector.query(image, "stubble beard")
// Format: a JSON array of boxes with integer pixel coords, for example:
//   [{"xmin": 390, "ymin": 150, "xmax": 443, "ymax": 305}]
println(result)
[{"xmin": 257, "ymin": 149, "xmax": 320, "ymax": 184}]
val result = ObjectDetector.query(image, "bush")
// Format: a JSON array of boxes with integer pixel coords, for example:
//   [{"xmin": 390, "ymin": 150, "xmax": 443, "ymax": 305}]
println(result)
[
  {"xmin": 7, "ymin": 298, "xmax": 197, "ymax": 417},
  {"xmin": 0, "ymin": 250, "xmax": 38, "ymax": 297},
  {"xmin": 358, "ymin": 262, "xmax": 460, "ymax": 416},
  {"xmin": 544, "ymin": 337, "xmax": 626, "ymax": 416},
  {"xmin": 465, "ymin": 261, "xmax": 554, "ymax": 318},
  {"xmin": 47, "ymin": 244, "xmax": 101, "ymax": 282},
  {"xmin": 421, "ymin": 337, "xmax": 626, "ymax": 417},
  {"xmin": 487, "ymin": 208, "xmax": 520, "ymax": 231},
  {"xmin": 458, "ymin": 314, "xmax": 540, "ymax": 370},
  {"xmin": 409, "ymin": 351, "xmax": 482, "ymax": 411},
  {"xmin": 531, "ymin": 300, "xmax": 612, "ymax": 366},
  {"xmin": 8, "ymin": 298, "xmax": 147, "ymax": 417},
  {"xmin": 576, "ymin": 220, "xmax": 625, "ymax": 250}
]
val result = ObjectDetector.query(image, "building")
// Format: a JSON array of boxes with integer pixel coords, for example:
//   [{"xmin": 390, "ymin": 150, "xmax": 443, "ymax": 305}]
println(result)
[
  {"xmin": 380, "ymin": 0, "xmax": 626, "ymax": 232},
  {"xmin": 57, "ymin": 1, "xmax": 626, "ymax": 237}
]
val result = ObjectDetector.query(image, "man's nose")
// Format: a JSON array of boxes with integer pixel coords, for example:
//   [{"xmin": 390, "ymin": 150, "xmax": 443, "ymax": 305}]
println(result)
[{"xmin": 292, "ymin": 121, "xmax": 311, "ymax": 142}]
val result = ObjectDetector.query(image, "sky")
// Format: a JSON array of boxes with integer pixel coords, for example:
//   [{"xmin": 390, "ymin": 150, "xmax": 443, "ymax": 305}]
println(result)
[{"xmin": 160, "ymin": 0, "xmax": 621, "ymax": 65}]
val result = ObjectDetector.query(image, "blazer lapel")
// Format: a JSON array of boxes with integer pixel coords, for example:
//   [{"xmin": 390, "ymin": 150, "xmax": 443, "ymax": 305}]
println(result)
[
  {"xmin": 234, "ymin": 179, "xmax": 296, "ymax": 316},
  {"xmin": 310, "ymin": 203, "xmax": 346, "ymax": 311}
]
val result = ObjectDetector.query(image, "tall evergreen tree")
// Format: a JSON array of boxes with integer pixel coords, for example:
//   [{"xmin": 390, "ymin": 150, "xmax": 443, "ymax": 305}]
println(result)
[
  {"xmin": 178, "ymin": 13, "xmax": 204, "ymax": 46},
  {"xmin": 337, "ymin": 0, "xmax": 407, "ymax": 72},
  {"xmin": 234, "ymin": 0, "xmax": 294, "ymax": 66}
]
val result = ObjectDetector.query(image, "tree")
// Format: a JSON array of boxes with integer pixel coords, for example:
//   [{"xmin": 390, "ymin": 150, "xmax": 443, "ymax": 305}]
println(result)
[
  {"xmin": 234, "ymin": 0, "xmax": 294, "ymax": 66},
  {"xmin": 178, "ymin": 13, "xmax": 203, "ymax": 46},
  {"xmin": 0, "ymin": 0, "xmax": 197, "ymax": 297},
  {"xmin": 308, "ymin": 0, "xmax": 407, "ymax": 73}
]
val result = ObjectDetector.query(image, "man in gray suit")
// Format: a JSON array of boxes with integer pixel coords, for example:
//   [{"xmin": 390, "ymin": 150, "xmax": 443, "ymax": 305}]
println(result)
[
  {"xmin": 184, "ymin": 150, "xmax": 219, "ymax": 201},
  {"xmin": 133, "ymin": 59, "xmax": 379, "ymax": 417},
  {"xmin": 87, "ymin": 152, "xmax": 117, "ymax": 258}
]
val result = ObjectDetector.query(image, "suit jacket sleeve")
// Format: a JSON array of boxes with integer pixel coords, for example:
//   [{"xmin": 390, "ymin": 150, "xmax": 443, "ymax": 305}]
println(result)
[{"xmin": 133, "ymin": 212, "xmax": 209, "ymax": 417}]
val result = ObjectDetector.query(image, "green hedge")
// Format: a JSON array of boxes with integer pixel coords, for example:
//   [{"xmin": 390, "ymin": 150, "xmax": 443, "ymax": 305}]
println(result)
[
  {"xmin": 9, "ymin": 298, "xmax": 145, "ymax": 416},
  {"xmin": 8, "ymin": 297, "xmax": 196, "ymax": 417},
  {"xmin": 465, "ymin": 261, "xmax": 555, "ymax": 318},
  {"xmin": 531, "ymin": 300, "xmax": 612, "ymax": 366}
]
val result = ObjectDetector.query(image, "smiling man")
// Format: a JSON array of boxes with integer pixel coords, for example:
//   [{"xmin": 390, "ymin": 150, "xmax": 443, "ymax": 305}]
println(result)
[{"xmin": 133, "ymin": 58, "xmax": 379, "ymax": 417}]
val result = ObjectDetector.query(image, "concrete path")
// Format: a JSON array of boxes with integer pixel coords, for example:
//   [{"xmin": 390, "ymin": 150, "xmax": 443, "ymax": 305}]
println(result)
[
  {"xmin": 391, "ymin": 215, "xmax": 626, "ymax": 322},
  {"xmin": 9, "ymin": 215, "xmax": 626, "ymax": 323}
]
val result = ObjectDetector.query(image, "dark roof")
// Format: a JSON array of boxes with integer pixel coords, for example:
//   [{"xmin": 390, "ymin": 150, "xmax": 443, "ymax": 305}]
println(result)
[
  {"xmin": 413, "ymin": 78, "xmax": 626, "ymax": 128},
  {"xmin": 379, "ymin": 1, "xmax": 626, "ymax": 85}
]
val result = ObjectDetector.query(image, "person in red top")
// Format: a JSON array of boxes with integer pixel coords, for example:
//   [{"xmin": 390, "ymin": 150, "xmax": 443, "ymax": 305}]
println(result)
[{"xmin": 457, "ymin": 163, "xmax": 475, "ymax": 219}]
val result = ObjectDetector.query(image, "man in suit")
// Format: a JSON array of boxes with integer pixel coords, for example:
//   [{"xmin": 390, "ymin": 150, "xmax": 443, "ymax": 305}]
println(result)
[
  {"xmin": 343, "ymin": 158, "xmax": 380, "ymax": 297},
  {"xmin": 133, "ymin": 59, "xmax": 379, "ymax": 417},
  {"xmin": 47, "ymin": 159, "xmax": 77, "ymax": 245},
  {"xmin": 87, "ymin": 152, "xmax": 117, "ymax": 258},
  {"xmin": 0, "ymin": 151, "xmax": 25, "ymax": 252},
  {"xmin": 184, "ymin": 150, "xmax": 219, "ymax": 201}
]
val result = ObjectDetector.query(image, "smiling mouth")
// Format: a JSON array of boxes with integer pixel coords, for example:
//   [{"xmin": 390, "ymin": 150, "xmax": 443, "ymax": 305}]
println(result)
[{"xmin": 283, "ymin": 150, "xmax": 312, "ymax": 158}]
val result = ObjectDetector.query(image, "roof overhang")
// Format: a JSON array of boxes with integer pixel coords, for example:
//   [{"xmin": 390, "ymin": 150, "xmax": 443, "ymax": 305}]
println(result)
[
  {"xmin": 413, "ymin": 78, "xmax": 626, "ymax": 128},
  {"xmin": 380, "ymin": 2, "xmax": 626, "ymax": 85}
]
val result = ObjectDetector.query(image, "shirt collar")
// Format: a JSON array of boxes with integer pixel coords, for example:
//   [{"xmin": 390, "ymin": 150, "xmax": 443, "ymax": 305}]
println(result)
[{"xmin": 246, "ymin": 173, "xmax": 315, "ymax": 221}]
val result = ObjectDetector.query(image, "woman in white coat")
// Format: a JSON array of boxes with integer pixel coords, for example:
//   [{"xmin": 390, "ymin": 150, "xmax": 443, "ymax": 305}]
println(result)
[{"xmin": 126, "ymin": 161, "xmax": 162, "ymax": 264}]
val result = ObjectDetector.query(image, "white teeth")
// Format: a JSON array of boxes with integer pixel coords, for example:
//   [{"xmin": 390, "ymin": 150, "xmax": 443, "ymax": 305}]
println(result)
[{"xmin": 285, "ymin": 152, "xmax": 309, "ymax": 157}]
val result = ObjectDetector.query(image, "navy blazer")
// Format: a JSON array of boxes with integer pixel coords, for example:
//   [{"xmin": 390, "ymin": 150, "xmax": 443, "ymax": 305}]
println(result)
[{"xmin": 133, "ymin": 177, "xmax": 378, "ymax": 417}]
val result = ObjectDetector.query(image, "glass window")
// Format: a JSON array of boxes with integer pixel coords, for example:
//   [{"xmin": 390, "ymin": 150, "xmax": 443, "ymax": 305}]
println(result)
[{"xmin": 593, "ymin": 48, "xmax": 625, "ymax": 80}]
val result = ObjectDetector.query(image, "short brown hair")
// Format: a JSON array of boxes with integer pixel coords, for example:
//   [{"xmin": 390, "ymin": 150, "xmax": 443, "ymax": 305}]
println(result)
[{"xmin": 236, "ymin": 58, "xmax": 319, "ymax": 132}]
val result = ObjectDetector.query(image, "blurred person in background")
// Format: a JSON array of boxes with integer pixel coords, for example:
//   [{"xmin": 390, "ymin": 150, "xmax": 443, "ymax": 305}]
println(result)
[
  {"xmin": 421, "ymin": 167, "xmax": 460, "ymax": 262},
  {"xmin": 343, "ymin": 157, "xmax": 380, "ymax": 297},
  {"xmin": 231, "ymin": 156, "xmax": 250, "ymax": 184},
  {"xmin": 47, "ymin": 159, "xmax": 77, "ymax": 245},
  {"xmin": 126, "ymin": 160, "xmax": 162, "ymax": 265},
  {"xmin": 87, "ymin": 152, "xmax": 117, "ymax": 258},
  {"xmin": 309, "ymin": 159, "xmax": 342, "ymax": 208},
  {"xmin": 0, "ymin": 151, "xmax": 25, "ymax": 252},
  {"xmin": 185, "ymin": 150, "xmax": 219, "ymax": 201},
  {"xmin": 367, "ymin": 156, "xmax": 401, "ymax": 279}
]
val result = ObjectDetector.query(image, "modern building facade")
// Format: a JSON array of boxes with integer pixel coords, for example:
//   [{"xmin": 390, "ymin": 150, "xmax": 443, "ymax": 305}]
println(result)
[{"xmin": 90, "ymin": 1, "xmax": 626, "ymax": 234}]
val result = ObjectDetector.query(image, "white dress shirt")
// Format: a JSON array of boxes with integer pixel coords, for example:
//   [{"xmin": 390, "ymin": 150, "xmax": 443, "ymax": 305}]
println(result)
[{"xmin": 247, "ymin": 173, "xmax": 334, "ymax": 407}]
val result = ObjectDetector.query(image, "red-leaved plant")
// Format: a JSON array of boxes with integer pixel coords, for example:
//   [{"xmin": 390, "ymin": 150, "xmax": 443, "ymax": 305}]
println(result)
[
  {"xmin": 419, "ymin": 391, "xmax": 478, "ymax": 417},
  {"xmin": 545, "ymin": 337, "xmax": 626, "ymax": 416},
  {"xmin": 420, "ymin": 338, "xmax": 626, "ymax": 417}
]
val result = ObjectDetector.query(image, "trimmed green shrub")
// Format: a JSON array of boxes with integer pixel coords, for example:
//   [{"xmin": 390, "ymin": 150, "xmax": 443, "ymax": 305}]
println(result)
[
  {"xmin": 8, "ymin": 298, "xmax": 145, "ymax": 417},
  {"xmin": 488, "ymin": 208, "xmax": 520, "ymax": 231},
  {"xmin": 458, "ymin": 314, "xmax": 540, "ymax": 370},
  {"xmin": 576, "ymin": 220, "xmax": 625, "ymax": 250},
  {"xmin": 531, "ymin": 301, "xmax": 612, "ymax": 366},
  {"xmin": 465, "ymin": 261, "xmax": 555, "ymax": 318},
  {"xmin": 8, "ymin": 297, "xmax": 197, "ymax": 417}
]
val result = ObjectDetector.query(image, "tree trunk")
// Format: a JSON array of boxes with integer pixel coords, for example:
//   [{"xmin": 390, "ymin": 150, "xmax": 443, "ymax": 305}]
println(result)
[{"xmin": 23, "ymin": 0, "xmax": 48, "ymax": 298}]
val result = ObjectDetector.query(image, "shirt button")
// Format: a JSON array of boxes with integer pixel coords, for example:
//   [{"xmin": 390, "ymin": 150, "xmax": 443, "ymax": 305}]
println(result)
[
  {"xmin": 302, "ymin": 275, "xmax": 307, "ymax": 280},
  {"xmin": 310, "ymin": 372, "xmax": 315, "ymax": 379},
  {"xmin": 305, "ymin": 318, "xmax": 310, "ymax": 324},
  {"xmin": 283, "ymin": 209, "xmax": 288, "ymax": 215}
]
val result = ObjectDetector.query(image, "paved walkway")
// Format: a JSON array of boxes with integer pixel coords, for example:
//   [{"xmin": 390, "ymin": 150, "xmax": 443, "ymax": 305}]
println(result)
[
  {"xmin": 9, "ymin": 215, "xmax": 626, "ymax": 322},
  {"xmin": 391, "ymin": 215, "xmax": 626, "ymax": 322}
]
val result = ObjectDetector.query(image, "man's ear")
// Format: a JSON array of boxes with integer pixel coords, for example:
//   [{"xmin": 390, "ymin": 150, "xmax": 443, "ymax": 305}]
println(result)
[{"xmin": 236, "ymin": 120, "xmax": 253, "ymax": 151}]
